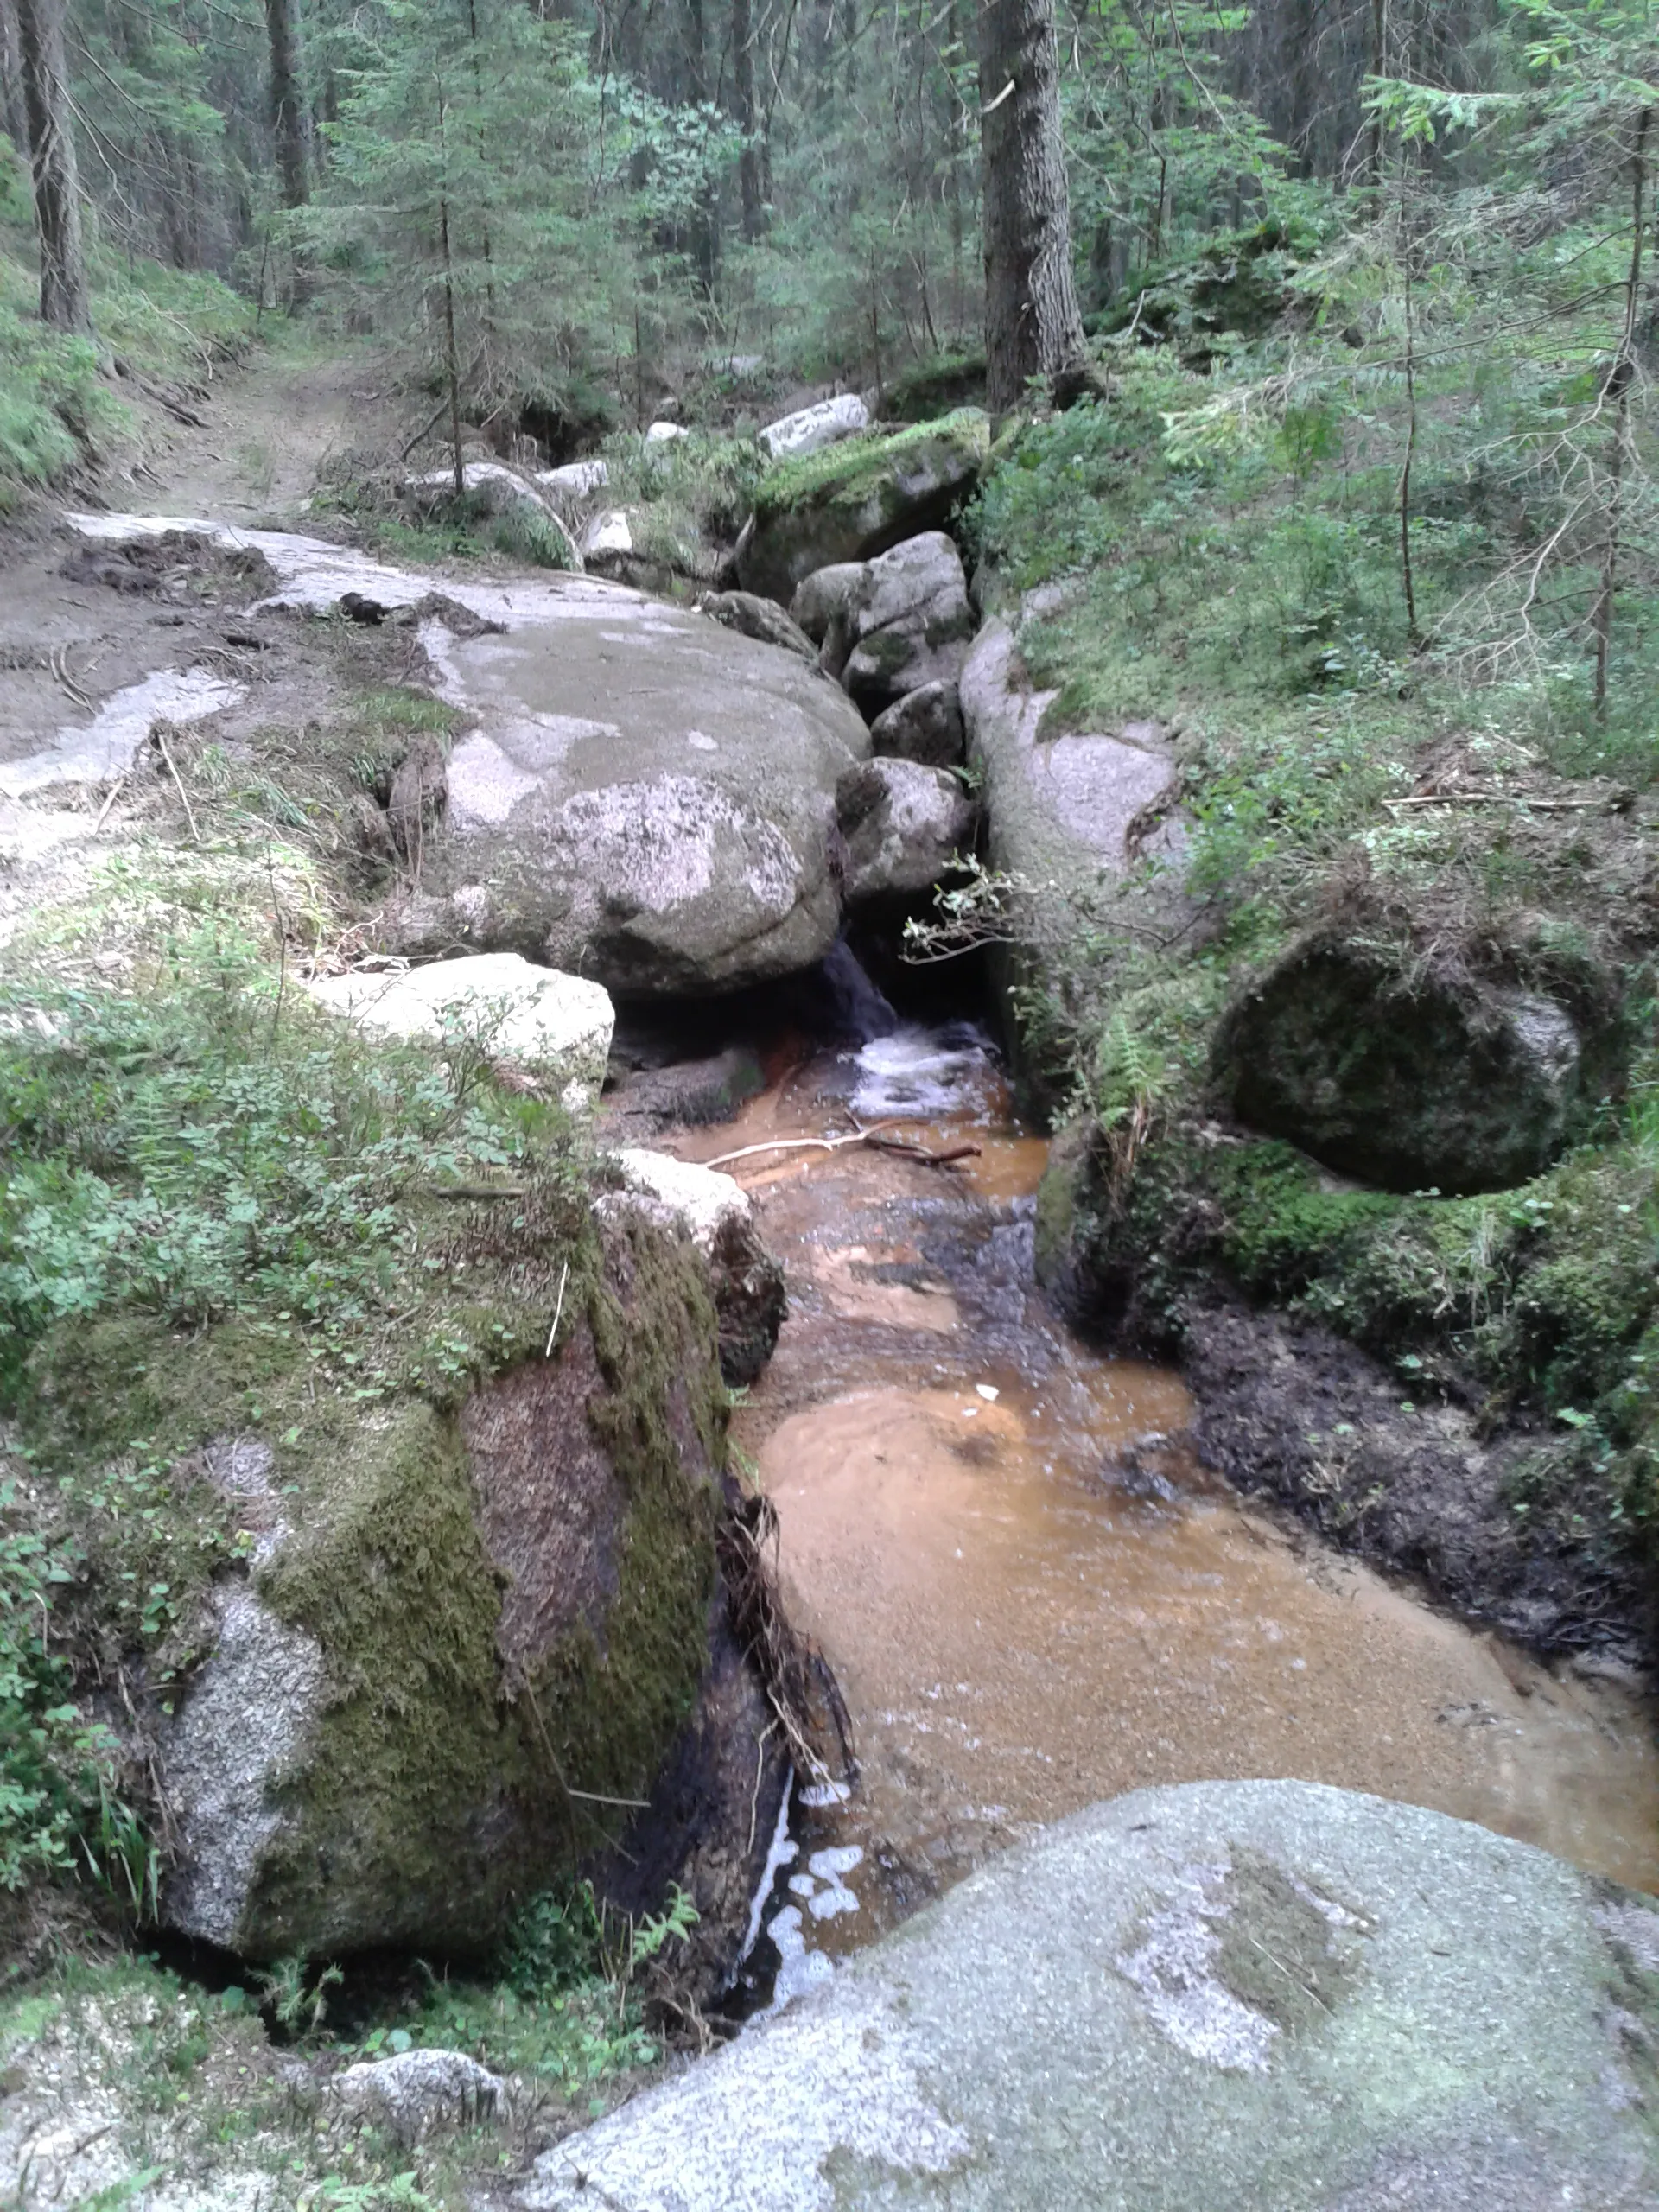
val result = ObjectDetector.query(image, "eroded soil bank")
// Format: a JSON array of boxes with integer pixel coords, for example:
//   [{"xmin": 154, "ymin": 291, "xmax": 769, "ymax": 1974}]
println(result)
[{"xmin": 660, "ymin": 1026, "xmax": 1659, "ymax": 1995}]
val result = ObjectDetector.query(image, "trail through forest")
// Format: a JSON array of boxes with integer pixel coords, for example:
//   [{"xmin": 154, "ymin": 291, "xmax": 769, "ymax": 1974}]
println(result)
[{"xmin": 0, "ymin": 340, "xmax": 398, "ymax": 770}]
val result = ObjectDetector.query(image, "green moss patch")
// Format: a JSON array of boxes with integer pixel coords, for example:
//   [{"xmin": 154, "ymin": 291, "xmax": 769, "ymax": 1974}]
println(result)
[{"xmin": 753, "ymin": 407, "xmax": 988, "ymax": 524}]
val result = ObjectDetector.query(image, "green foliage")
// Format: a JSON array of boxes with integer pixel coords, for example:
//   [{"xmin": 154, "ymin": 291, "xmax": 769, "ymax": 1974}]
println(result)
[
  {"xmin": 304, "ymin": 0, "xmax": 721, "ymax": 435},
  {"xmin": 0, "ymin": 126, "xmax": 251, "ymax": 509},
  {"xmin": 0, "ymin": 932, "xmax": 574, "ymax": 1342},
  {"xmin": 0, "ymin": 1491, "xmax": 122, "ymax": 1893}
]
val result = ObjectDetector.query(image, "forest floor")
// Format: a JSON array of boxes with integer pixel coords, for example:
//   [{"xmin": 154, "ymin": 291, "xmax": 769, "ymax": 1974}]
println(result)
[{"xmin": 0, "ymin": 333, "xmax": 402, "ymax": 761}]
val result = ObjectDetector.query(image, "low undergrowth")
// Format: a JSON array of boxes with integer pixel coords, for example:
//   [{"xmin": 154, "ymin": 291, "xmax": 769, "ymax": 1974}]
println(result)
[
  {"xmin": 0, "ymin": 142, "xmax": 253, "ymax": 509},
  {"xmin": 977, "ymin": 313, "xmax": 1659, "ymax": 1636},
  {"xmin": 0, "ymin": 1885, "xmax": 698, "ymax": 2211},
  {"xmin": 0, "ymin": 918, "xmax": 591, "ymax": 1908}
]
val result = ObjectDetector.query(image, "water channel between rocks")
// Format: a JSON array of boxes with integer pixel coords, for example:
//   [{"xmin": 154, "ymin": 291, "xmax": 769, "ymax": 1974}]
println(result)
[{"xmin": 664, "ymin": 1020, "xmax": 1659, "ymax": 2007}]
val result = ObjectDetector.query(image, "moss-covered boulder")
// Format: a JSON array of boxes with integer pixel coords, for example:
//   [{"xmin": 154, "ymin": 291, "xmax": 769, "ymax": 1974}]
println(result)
[
  {"xmin": 737, "ymin": 411, "xmax": 989, "ymax": 607},
  {"xmin": 1214, "ymin": 916, "xmax": 1626, "ymax": 1196},
  {"xmin": 404, "ymin": 462, "xmax": 581, "ymax": 570},
  {"xmin": 22, "ymin": 1215, "xmax": 729, "ymax": 1962}
]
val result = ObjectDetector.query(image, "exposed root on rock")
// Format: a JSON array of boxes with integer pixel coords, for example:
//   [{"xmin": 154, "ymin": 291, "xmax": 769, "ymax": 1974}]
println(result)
[{"xmin": 718, "ymin": 1492, "xmax": 855, "ymax": 1792}]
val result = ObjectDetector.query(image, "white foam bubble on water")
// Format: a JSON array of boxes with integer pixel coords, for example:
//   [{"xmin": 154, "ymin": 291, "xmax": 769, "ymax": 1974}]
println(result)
[
  {"xmin": 759, "ymin": 1903, "xmax": 837, "ymax": 2016},
  {"xmin": 849, "ymin": 1023, "xmax": 998, "ymax": 1122},
  {"xmin": 809, "ymin": 1846, "xmax": 865, "ymax": 1879},
  {"xmin": 734, "ymin": 1777, "xmax": 798, "ymax": 1970}
]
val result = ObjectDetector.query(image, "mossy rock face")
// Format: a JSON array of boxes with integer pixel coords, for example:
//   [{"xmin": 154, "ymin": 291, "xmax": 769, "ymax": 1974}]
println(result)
[
  {"xmin": 737, "ymin": 410, "xmax": 989, "ymax": 607},
  {"xmin": 79, "ymin": 1217, "xmax": 726, "ymax": 1961},
  {"xmin": 886, "ymin": 351, "xmax": 988, "ymax": 423},
  {"xmin": 1214, "ymin": 925, "xmax": 1625, "ymax": 1197}
]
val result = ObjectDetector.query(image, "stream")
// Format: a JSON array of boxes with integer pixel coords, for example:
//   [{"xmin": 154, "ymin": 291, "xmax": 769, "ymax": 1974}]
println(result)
[{"xmin": 666, "ymin": 1018, "xmax": 1659, "ymax": 2012}]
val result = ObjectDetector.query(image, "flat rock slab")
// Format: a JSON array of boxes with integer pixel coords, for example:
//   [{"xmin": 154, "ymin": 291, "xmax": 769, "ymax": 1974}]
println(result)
[
  {"xmin": 518, "ymin": 1779, "xmax": 1659, "ymax": 2212},
  {"xmin": 62, "ymin": 516, "xmax": 872, "ymax": 996},
  {"xmin": 0, "ymin": 665, "xmax": 245, "ymax": 798}
]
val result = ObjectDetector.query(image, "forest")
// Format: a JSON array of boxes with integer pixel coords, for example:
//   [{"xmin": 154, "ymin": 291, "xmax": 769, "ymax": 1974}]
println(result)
[
  {"xmin": 7, "ymin": 1, "xmax": 1659, "ymax": 2203},
  {"xmin": 2, "ymin": 0, "xmax": 1658, "ymax": 735}
]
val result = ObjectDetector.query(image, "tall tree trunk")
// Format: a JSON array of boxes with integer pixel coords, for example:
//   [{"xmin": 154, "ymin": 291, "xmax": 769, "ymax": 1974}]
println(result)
[
  {"xmin": 264, "ymin": 0, "xmax": 309, "ymax": 210},
  {"xmin": 978, "ymin": 0, "xmax": 1088, "ymax": 420},
  {"xmin": 0, "ymin": 0, "xmax": 29, "ymax": 158},
  {"xmin": 685, "ymin": 0, "xmax": 718, "ymax": 291},
  {"xmin": 733, "ymin": 0, "xmax": 761, "ymax": 239},
  {"xmin": 1592, "ymin": 105, "xmax": 1651, "ymax": 721},
  {"xmin": 14, "ymin": 0, "xmax": 88, "ymax": 332}
]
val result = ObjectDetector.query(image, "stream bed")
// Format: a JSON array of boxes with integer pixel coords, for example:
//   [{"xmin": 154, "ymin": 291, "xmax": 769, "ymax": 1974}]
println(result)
[{"xmin": 667, "ymin": 1021, "xmax": 1659, "ymax": 2006}]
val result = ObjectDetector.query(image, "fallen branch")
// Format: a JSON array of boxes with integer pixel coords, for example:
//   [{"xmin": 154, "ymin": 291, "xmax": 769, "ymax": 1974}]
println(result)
[
  {"xmin": 151, "ymin": 724, "xmax": 200, "ymax": 843},
  {"xmin": 1386, "ymin": 791, "xmax": 1614, "ymax": 813},
  {"xmin": 422, "ymin": 1181, "xmax": 528, "ymax": 1200},
  {"xmin": 719, "ymin": 1493, "xmax": 855, "ymax": 1789},
  {"xmin": 702, "ymin": 1122, "xmax": 980, "ymax": 1173}
]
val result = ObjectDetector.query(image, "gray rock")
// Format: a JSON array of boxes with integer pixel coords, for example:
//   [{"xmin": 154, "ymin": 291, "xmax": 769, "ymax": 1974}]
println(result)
[
  {"xmin": 161, "ymin": 1582, "xmax": 325, "ymax": 1949},
  {"xmin": 869, "ymin": 679, "xmax": 965, "ymax": 767},
  {"xmin": 697, "ymin": 589, "xmax": 818, "ymax": 663},
  {"xmin": 645, "ymin": 421, "xmax": 689, "ymax": 444},
  {"xmin": 304, "ymin": 954, "xmax": 615, "ymax": 1114},
  {"xmin": 580, "ymin": 507, "xmax": 634, "ymax": 566},
  {"xmin": 535, "ymin": 459, "xmax": 608, "ymax": 503},
  {"xmin": 397, "ymin": 593, "xmax": 873, "ymax": 996},
  {"xmin": 962, "ymin": 618, "xmax": 1183, "ymax": 1045},
  {"xmin": 149, "ymin": 1221, "xmax": 732, "ymax": 1961},
  {"xmin": 841, "ymin": 532, "xmax": 976, "ymax": 713},
  {"xmin": 601, "ymin": 1149, "xmax": 786, "ymax": 1385},
  {"xmin": 789, "ymin": 561, "xmax": 872, "ymax": 647},
  {"xmin": 515, "ymin": 1779, "xmax": 1659, "ymax": 2212},
  {"xmin": 601, "ymin": 1045, "xmax": 767, "ymax": 1133},
  {"xmin": 759, "ymin": 394, "xmax": 870, "ymax": 463},
  {"xmin": 333, "ymin": 2050, "xmax": 503, "ymax": 2142},
  {"xmin": 404, "ymin": 462, "xmax": 580, "ymax": 570},
  {"xmin": 836, "ymin": 758, "xmax": 976, "ymax": 906},
  {"xmin": 1214, "ymin": 925, "xmax": 1606, "ymax": 1194},
  {"xmin": 739, "ymin": 410, "xmax": 989, "ymax": 606}
]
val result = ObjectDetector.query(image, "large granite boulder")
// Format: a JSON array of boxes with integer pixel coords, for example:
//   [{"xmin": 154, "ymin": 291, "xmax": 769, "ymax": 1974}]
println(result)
[
  {"xmin": 397, "ymin": 590, "xmax": 874, "ymax": 996},
  {"xmin": 963, "ymin": 618, "xmax": 1181, "ymax": 910},
  {"xmin": 840, "ymin": 532, "xmax": 977, "ymax": 713},
  {"xmin": 738, "ymin": 410, "xmax": 989, "ymax": 607},
  {"xmin": 869, "ymin": 678, "xmax": 965, "ymax": 767},
  {"xmin": 961, "ymin": 619, "xmax": 1184, "ymax": 1088},
  {"xmin": 51, "ymin": 520, "xmax": 875, "ymax": 998},
  {"xmin": 836, "ymin": 757, "xmax": 976, "ymax": 906},
  {"xmin": 517, "ymin": 1779, "xmax": 1659, "ymax": 2211},
  {"xmin": 1214, "ymin": 920, "xmax": 1620, "ymax": 1194},
  {"xmin": 117, "ymin": 1214, "xmax": 733, "ymax": 1961}
]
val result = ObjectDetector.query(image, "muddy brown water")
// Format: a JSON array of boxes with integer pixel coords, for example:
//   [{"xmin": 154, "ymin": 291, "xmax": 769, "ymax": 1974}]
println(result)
[{"xmin": 666, "ymin": 1023, "xmax": 1659, "ymax": 2005}]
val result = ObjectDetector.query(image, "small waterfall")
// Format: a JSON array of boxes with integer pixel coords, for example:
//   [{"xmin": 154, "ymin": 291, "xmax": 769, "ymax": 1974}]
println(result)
[{"xmin": 812, "ymin": 939, "xmax": 899, "ymax": 1043}]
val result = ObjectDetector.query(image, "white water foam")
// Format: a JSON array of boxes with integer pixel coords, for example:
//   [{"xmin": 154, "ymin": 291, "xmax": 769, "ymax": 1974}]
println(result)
[{"xmin": 849, "ymin": 1023, "xmax": 999, "ymax": 1122}]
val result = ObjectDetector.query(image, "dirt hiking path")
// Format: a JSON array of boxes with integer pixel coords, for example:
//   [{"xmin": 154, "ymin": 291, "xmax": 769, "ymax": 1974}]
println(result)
[{"xmin": 1, "ymin": 340, "xmax": 402, "ymax": 762}]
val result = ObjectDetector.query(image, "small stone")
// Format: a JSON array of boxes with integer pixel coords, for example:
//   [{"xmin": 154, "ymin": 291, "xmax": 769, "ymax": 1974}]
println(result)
[{"xmin": 332, "ymin": 2050, "xmax": 504, "ymax": 2143}]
